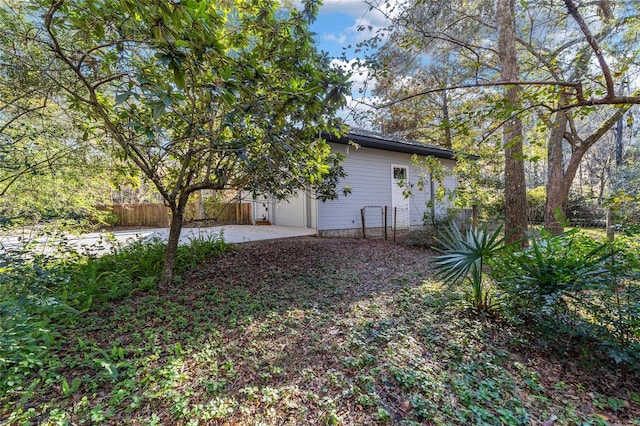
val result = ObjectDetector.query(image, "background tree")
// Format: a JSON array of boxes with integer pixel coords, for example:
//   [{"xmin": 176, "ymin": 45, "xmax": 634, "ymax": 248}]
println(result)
[
  {"xmin": 365, "ymin": 0, "xmax": 640, "ymax": 235},
  {"xmin": 0, "ymin": 5, "xmax": 117, "ymax": 226},
  {"xmin": 531, "ymin": 1, "xmax": 637, "ymax": 233},
  {"xmin": 373, "ymin": 42, "xmax": 479, "ymax": 149},
  {"xmin": 367, "ymin": 0, "xmax": 528, "ymax": 240},
  {"xmin": 5, "ymin": 0, "xmax": 349, "ymax": 286}
]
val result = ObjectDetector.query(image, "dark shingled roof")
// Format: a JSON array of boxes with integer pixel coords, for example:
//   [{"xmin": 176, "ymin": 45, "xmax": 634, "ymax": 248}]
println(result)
[{"xmin": 325, "ymin": 128, "xmax": 477, "ymax": 160}]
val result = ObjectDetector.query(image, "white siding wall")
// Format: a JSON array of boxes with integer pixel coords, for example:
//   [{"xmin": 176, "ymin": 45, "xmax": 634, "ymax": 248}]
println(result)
[{"xmin": 317, "ymin": 143, "xmax": 457, "ymax": 232}]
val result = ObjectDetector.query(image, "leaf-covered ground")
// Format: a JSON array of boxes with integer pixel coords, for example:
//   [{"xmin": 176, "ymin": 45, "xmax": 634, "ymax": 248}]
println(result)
[{"xmin": 3, "ymin": 237, "xmax": 640, "ymax": 425}]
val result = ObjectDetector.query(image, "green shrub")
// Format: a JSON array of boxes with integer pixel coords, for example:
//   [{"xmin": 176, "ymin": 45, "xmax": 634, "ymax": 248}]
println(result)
[
  {"xmin": 589, "ymin": 236, "xmax": 640, "ymax": 371},
  {"xmin": 526, "ymin": 186, "xmax": 546, "ymax": 224},
  {"xmin": 492, "ymin": 230, "xmax": 640, "ymax": 372},
  {"xmin": 0, "ymin": 248, "xmax": 73, "ymax": 391},
  {"xmin": 615, "ymin": 223, "xmax": 640, "ymax": 236},
  {"xmin": 63, "ymin": 233, "xmax": 229, "ymax": 304},
  {"xmin": 491, "ymin": 229, "xmax": 609, "ymax": 311},
  {"xmin": 405, "ymin": 219, "xmax": 450, "ymax": 249},
  {"xmin": 432, "ymin": 224, "xmax": 640, "ymax": 372}
]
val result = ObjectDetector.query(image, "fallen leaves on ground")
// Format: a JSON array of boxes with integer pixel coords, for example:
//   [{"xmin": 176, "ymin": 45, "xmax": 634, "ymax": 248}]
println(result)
[{"xmin": 3, "ymin": 236, "xmax": 639, "ymax": 425}]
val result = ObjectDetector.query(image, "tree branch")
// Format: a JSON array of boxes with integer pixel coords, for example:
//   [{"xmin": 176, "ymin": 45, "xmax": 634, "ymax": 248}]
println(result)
[
  {"xmin": 582, "ymin": 105, "xmax": 629, "ymax": 150},
  {"xmin": 0, "ymin": 147, "xmax": 69, "ymax": 196},
  {"xmin": 481, "ymin": 103, "xmax": 550, "ymax": 141},
  {"xmin": 368, "ymin": 80, "xmax": 582, "ymax": 109},
  {"xmin": 92, "ymin": 72, "xmax": 129, "ymax": 90},
  {"xmin": 44, "ymin": 1, "xmax": 170, "ymax": 203},
  {"xmin": 564, "ymin": 0, "xmax": 615, "ymax": 98},
  {"xmin": 560, "ymin": 94, "xmax": 640, "ymax": 109},
  {"xmin": 0, "ymin": 98, "xmax": 48, "ymax": 134}
]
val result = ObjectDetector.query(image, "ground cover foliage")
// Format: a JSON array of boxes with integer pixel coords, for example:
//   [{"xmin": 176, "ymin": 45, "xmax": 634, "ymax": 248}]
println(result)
[
  {"xmin": 1, "ymin": 236, "xmax": 639, "ymax": 425},
  {"xmin": 0, "ymin": 232, "xmax": 229, "ymax": 408}
]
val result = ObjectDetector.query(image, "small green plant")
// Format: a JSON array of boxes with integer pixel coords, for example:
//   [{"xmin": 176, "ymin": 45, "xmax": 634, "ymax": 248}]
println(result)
[
  {"xmin": 374, "ymin": 406, "xmax": 391, "ymax": 421},
  {"xmin": 492, "ymin": 229, "xmax": 609, "ymax": 312},
  {"xmin": 66, "ymin": 233, "xmax": 229, "ymax": 304},
  {"xmin": 432, "ymin": 223, "xmax": 513, "ymax": 313},
  {"xmin": 405, "ymin": 218, "xmax": 451, "ymax": 249},
  {"xmin": 61, "ymin": 378, "xmax": 82, "ymax": 397}
]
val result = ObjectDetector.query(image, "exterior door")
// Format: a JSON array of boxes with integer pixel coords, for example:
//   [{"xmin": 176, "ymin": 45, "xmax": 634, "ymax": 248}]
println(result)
[{"xmin": 392, "ymin": 165, "xmax": 410, "ymax": 229}]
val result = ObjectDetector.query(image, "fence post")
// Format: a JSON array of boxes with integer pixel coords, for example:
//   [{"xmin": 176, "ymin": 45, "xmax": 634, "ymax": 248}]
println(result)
[
  {"xmin": 606, "ymin": 207, "xmax": 615, "ymax": 241},
  {"xmin": 384, "ymin": 206, "xmax": 388, "ymax": 240},
  {"xmin": 393, "ymin": 207, "xmax": 397, "ymax": 242},
  {"xmin": 472, "ymin": 204, "xmax": 478, "ymax": 229}
]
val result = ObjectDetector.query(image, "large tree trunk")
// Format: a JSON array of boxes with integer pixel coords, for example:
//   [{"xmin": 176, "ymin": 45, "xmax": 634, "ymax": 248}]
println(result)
[
  {"xmin": 497, "ymin": 0, "xmax": 528, "ymax": 244},
  {"xmin": 544, "ymin": 111, "xmax": 569, "ymax": 234},
  {"xmin": 545, "ymin": 144, "xmax": 587, "ymax": 235},
  {"xmin": 159, "ymin": 202, "xmax": 185, "ymax": 288}
]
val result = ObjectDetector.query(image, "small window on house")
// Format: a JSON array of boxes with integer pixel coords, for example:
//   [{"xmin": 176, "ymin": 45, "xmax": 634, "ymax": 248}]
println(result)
[{"xmin": 393, "ymin": 167, "xmax": 407, "ymax": 180}]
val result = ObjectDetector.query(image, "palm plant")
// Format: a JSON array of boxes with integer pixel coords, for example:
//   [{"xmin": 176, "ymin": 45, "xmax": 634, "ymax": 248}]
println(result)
[{"xmin": 433, "ymin": 223, "xmax": 514, "ymax": 313}]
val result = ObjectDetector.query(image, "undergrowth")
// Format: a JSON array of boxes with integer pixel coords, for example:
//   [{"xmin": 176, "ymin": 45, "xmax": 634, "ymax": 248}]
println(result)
[
  {"xmin": 0, "ymin": 232, "xmax": 229, "ymax": 396},
  {"xmin": 492, "ymin": 230, "xmax": 640, "ymax": 376}
]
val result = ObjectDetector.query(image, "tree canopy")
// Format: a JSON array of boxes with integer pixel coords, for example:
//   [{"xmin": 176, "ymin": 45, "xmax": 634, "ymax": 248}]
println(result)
[{"xmin": 2, "ymin": 0, "xmax": 350, "ymax": 285}]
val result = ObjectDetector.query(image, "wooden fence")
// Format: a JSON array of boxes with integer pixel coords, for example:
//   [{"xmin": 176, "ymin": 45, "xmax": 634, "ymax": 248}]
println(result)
[
  {"xmin": 184, "ymin": 202, "xmax": 252, "ymax": 226},
  {"xmin": 99, "ymin": 204, "xmax": 171, "ymax": 227},
  {"xmin": 100, "ymin": 203, "xmax": 252, "ymax": 227}
]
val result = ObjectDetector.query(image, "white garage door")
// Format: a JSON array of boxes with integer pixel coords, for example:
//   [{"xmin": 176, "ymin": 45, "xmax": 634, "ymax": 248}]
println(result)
[{"xmin": 274, "ymin": 192, "xmax": 306, "ymax": 227}]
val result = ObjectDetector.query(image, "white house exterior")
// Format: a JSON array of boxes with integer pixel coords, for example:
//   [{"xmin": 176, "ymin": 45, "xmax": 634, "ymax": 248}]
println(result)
[{"xmin": 249, "ymin": 129, "xmax": 461, "ymax": 237}]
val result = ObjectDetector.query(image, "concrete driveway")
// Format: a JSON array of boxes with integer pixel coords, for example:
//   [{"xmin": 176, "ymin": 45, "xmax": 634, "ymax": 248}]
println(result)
[
  {"xmin": 147, "ymin": 224, "xmax": 317, "ymax": 245},
  {"xmin": 1, "ymin": 225, "xmax": 317, "ymax": 256}
]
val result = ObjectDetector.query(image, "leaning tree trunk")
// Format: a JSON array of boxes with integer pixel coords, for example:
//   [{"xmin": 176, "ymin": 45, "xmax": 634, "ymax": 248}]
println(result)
[
  {"xmin": 159, "ymin": 201, "xmax": 186, "ymax": 288},
  {"xmin": 497, "ymin": 0, "xmax": 528, "ymax": 245},
  {"xmin": 544, "ymin": 104, "xmax": 628, "ymax": 235},
  {"xmin": 545, "ymin": 143, "xmax": 586, "ymax": 236},
  {"xmin": 441, "ymin": 90, "xmax": 453, "ymax": 149}
]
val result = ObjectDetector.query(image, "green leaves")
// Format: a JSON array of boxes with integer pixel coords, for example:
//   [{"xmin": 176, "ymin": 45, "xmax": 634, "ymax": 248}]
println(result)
[
  {"xmin": 492, "ymin": 229, "xmax": 640, "ymax": 372},
  {"xmin": 432, "ymin": 223, "xmax": 521, "ymax": 313},
  {"xmin": 433, "ymin": 223, "xmax": 508, "ymax": 285},
  {"xmin": 94, "ymin": 357, "xmax": 119, "ymax": 380},
  {"xmin": 115, "ymin": 92, "xmax": 131, "ymax": 105},
  {"xmin": 151, "ymin": 102, "xmax": 165, "ymax": 120},
  {"xmin": 492, "ymin": 229, "xmax": 610, "ymax": 307}
]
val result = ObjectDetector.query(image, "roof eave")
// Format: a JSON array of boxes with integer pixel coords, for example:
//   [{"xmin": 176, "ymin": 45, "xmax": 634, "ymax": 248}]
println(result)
[{"xmin": 324, "ymin": 131, "xmax": 477, "ymax": 161}]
